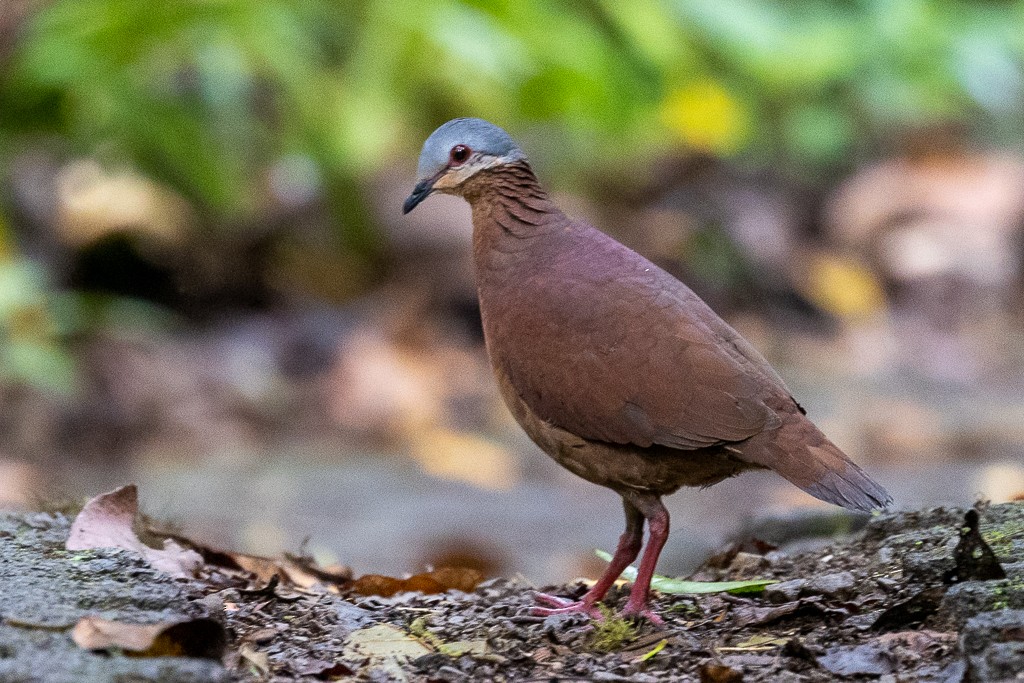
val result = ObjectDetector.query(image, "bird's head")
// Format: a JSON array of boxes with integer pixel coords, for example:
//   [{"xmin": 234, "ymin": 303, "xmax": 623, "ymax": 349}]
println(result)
[{"xmin": 403, "ymin": 118, "xmax": 525, "ymax": 214}]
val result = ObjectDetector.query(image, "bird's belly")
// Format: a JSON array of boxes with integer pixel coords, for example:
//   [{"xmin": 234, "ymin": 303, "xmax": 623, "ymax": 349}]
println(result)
[{"xmin": 492, "ymin": 365, "xmax": 752, "ymax": 495}]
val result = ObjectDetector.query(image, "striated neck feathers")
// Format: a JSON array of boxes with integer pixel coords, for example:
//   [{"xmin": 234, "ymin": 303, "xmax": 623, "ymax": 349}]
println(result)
[{"xmin": 461, "ymin": 161, "xmax": 565, "ymax": 242}]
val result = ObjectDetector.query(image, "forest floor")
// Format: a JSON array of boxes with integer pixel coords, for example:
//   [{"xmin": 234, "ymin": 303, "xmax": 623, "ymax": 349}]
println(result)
[{"xmin": 1, "ymin": 495, "xmax": 1022, "ymax": 682}]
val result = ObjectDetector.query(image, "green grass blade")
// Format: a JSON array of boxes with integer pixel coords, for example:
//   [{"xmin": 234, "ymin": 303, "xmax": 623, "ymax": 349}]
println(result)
[{"xmin": 595, "ymin": 549, "xmax": 777, "ymax": 595}]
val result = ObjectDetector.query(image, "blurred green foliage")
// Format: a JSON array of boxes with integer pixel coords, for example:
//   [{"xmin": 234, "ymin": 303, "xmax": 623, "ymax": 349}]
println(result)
[
  {"xmin": 4, "ymin": 0, "xmax": 1022, "ymax": 197},
  {"xmin": 0, "ymin": 0, "xmax": 1023, "ymax": 390}
]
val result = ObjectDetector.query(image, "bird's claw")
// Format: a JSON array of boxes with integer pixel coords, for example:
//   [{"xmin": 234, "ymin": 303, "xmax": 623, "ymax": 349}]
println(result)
[
  {"xmin": 530, "ymin": 592, "xmax": 604, "ymax": 620},
  {"xmin": 620, "ymin": 602, "xmax": 665, "ymax": 626}
]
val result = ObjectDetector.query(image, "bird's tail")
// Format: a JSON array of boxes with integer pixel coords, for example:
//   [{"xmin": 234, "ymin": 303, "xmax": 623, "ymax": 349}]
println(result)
[
  {"xmin": 740, "ymin": 400, "xmax": 892, "ymax": 513},
  {"xmin": 792, "ymin": 441, "xmax": 892, "ymax": 512}
]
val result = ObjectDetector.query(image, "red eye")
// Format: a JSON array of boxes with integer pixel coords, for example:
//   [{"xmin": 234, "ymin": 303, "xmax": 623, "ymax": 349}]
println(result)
[{"xmin": 449, "ymin": 144, "xmax": 471, "ymax": 165}]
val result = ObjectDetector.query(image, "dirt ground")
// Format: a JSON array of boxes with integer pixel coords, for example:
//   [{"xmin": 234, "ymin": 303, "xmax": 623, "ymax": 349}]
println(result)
[{"xmin": 1, "ymin": 501, "xmax": 1022, "ymax": 682}]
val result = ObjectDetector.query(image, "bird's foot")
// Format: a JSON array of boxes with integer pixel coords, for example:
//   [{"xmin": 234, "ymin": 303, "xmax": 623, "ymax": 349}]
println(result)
[
  {"xmin": 620, "ymin": 601, "xmax": 665, "ymax": 626},
  {"xmin": 530, "ymin": 593, "xmax": 604, "ymax": 620}
]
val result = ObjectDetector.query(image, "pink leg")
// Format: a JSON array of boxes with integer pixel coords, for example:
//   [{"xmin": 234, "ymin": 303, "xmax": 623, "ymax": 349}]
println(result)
[
  {"xmin": 531, "ymin": 500, "xmax": 644, "ymax": 619},
  {"xmin": 620, "ymin": 493, "xmax": 669, "ymax": 625}
]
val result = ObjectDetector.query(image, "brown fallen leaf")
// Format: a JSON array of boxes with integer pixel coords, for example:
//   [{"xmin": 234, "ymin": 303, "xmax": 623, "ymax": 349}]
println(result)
[
  {"xmin": 243, "ymin": 628, "xmax": 278, "ymax": 645},
  {"xmin": 427, "ymin": 566, "xmax": 485, "ymax": 593},
  {"xmin": 66, "ymin": 485, "xmax": 202, "ymax": 579},
  {"xmin": 350, "ymin": 567, "xmax": 484, "ymax": 597},
  {"xmin": 283, "ymin": 553, "xmax": 353, "ymax": 585},
  {"xmin": 699, "ymin": 661, "xmax": 743, "ymax": 683},
  {"xmin": 71, "ymin": 616, "xmax": 225, "ymax": 659},
  {"xmin": 350, "ymin": 574, "xmax": 435, "ymax": 598},
  {"xmin": 190, "ymin": 544, "xmax": 352, "ymax": 590}
]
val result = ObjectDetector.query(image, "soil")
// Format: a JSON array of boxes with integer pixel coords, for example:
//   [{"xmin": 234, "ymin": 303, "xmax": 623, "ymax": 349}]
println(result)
[{"xmin": 1, "ymin": 502, "xmax": 1023, "ymax": 682}]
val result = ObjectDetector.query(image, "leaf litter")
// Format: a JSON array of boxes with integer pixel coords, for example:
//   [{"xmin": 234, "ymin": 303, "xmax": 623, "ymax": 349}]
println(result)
[{"xmin": 49, "ymin": 487, "xmax": 1024, "ymax": 681}]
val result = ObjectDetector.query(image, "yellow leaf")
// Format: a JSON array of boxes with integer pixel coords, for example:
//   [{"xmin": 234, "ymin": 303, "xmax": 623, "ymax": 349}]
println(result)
[
  {"xmin": 806, "ymin": 254, "xmax": 886, "ymax": 319},
  {"xmin": 633, "ymin": 638, "xmax": 668, "ymax": 663},
  {"xmin": 410, "ymin": 428, "xmax": 518, "ymax": 490},
  {"xmin": 661, "ymin": 80, "xmax": 749, "ymax": 154}
]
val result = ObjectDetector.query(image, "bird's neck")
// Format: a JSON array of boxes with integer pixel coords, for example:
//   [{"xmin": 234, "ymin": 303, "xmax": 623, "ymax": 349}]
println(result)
[{"xmin": 461, "ymin": 161, "xmax": 565, "ymax": 242}]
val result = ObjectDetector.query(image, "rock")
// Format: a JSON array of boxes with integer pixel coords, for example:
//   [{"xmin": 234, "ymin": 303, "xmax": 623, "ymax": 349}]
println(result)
[
  {"xmin": 903, "ymin": 544, "xmax": 958, "ymax": 583},
  {"xmin": 960, "ymin": 609, "xmax": 1024, "ymax": 682},
  {"xmin": 1003, "ymin": 561, "xmax": 1024, "ymax": 579},
  {"xmin": 940, "ymin": 579, "xmax": 1024, "ymax": 626},
  {"xmin": 764, "ymin": 578, "xmax": 808, "ymax": 603},
  {"xmin": 0, "ymin": 513, "xmax": 227, "ymax": 683},
  {"xmin": 592, "ymin": 672, "xmax": 636, "ymax": 682},
  {"xmin": 431, "ymin": 665, "xmax": 470, "ymax": 682},
  {"xmin": 818, "ymin": 641, "xmax": 895, "ymax": 676},
  {"xmin": 808, "ymin": 571, "xmax": 857, "ymax": 598}
]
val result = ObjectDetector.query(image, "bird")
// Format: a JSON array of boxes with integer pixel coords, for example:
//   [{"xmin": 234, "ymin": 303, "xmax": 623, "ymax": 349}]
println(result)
[{"xmin": 403, "ymin": 118, "xmax": 891, "ymax": 623}]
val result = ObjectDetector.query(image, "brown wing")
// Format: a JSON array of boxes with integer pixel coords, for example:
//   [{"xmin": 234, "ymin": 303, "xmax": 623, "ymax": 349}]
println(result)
[{"xmin": 480, "ymin": 222, "xmax": 788, "ymax": 451}]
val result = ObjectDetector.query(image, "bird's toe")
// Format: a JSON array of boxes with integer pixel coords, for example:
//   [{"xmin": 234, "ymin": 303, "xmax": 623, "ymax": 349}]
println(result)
[
  {"xmin": 619, "ymin": 602, "xmax": 665, "ymax": 627},
  {"xmin": 530, "ymin": 593, "xmax": 604, "ymax": 620}
]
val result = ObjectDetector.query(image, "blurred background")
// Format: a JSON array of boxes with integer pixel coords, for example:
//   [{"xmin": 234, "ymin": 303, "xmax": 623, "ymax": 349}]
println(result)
[{"xmin": 1, "ymin": 0, "xmax": 1023, "ymax": 583}]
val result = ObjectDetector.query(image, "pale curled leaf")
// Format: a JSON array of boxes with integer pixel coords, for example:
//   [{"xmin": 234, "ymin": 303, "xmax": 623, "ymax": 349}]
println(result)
[
  {"xmin": 66, "ymin": 485, "xmax": 203, "ymax": 578},
  {"xmin": 72, "ymin": 618, "xmax": 165, "ymax": 652},
  {"xmin": 595, "ymin": 549, "xmax": 776, "ymax": 595},
  {"xmin": 72, "ymin": 616, "xmax": 225, "ymax": 659}
]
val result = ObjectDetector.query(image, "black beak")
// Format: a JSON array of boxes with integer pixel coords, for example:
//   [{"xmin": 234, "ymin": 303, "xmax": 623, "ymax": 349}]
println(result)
[{"xmin": 402, "ymin": 178, "xmax": 435, "ymax": 214}]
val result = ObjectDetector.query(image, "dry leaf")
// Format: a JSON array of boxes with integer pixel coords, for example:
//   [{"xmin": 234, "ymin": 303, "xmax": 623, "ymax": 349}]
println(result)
[
  {"xmin": 351, "ymin": 574, "xmax": 423, "ymax": 598},
  {"xmin": 71, "ymin": 616, "xmax": 225, "ymax": 659},
  {"xmin": 699, "ymin": 662, "xmax": 743, "ymax": 683},
  {"xmin": 239, "ymin": 645, "xmax": 270, "ymax": 675},
  {"xmin": 346, "ymin": 624, "xmax": 432, "ymax": 660},
  {"xmin": 631, "ymin": 638, "xmax": 668, "ymax": 663},
  {"xmin": 350, "ymin": 567, "xmax": 484, "ymax": 597},
  {"xmin": 66, "ymin": 485, "xmax": 202, "ymax": 578},
  {"xmin": 340, "ymin": 623, "xmax": 432, "ymax": 681},
  {"xmin": 426, "ymin": 566, "xmax": 485, "ymax": 593},
  {"xmin": 720, "ymin": 634, "xmax": 789, "ymax": 651},
  {"xmin": 438, "ymin": 640, "xmax": 488, "ymax": 657},
  {"xmin": 244, "ymin": 628, "xmax": 278, "ymax": 645},
  {"xmin": 196, "ymin": 546, "xmax": 351, "ymax": 590},
  {"xmin": 731, "ymin": 598, "xmax": 821, "ymax": 627}
]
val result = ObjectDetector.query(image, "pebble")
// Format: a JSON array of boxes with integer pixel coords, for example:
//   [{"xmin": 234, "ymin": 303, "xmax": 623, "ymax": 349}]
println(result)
[
  {"xmin": 729, "ymin": 551, "xmax": 768, "ymax": 577},
  {"xmin": 808, "ymin": 571, "xmax": 856, "ymax": 598},
  {"xmin": 764, "ymin": 578, "xmax": 807, "ymax": 603},
  {"xmin": 432, "ymin": 665, "xmax": 469, "ymax": 682}
]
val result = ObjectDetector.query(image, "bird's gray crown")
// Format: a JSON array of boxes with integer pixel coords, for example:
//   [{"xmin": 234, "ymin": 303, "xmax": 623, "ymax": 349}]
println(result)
[{"xmin": 416, "ymin": 118, "xmax": 525, "ymax": 180}]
